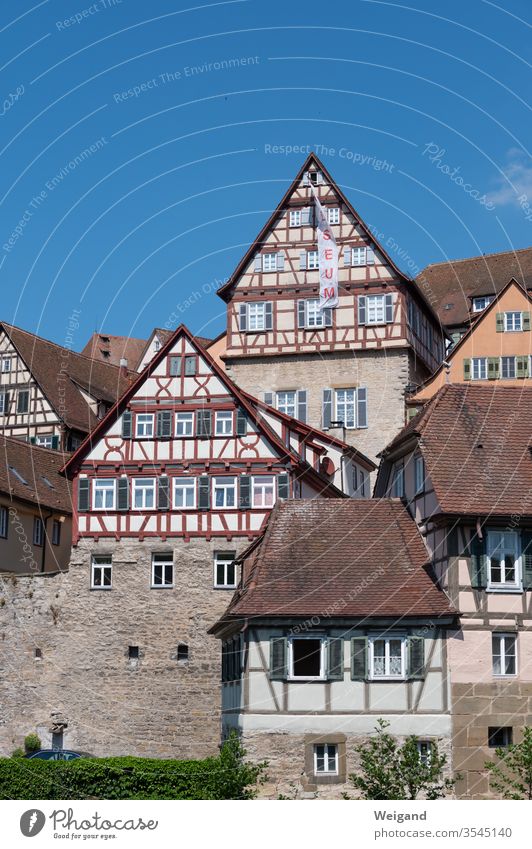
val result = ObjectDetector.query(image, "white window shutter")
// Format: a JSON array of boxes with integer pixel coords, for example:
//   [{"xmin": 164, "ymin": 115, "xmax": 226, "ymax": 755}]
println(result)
[
  {"xmin": 366, "ymin": 247, "xmax": 375, "ymax": 265},
  {"xmin": 358, "ymin": 296, "xmax": 367, "ymax": 326},
  {"xmin": 277, "ymin": 252, "xmax": 285, "ymax": 271},
  {"xmin": 343, "ymin": 247, "xmax": 352, "ymax": 266},
  {"xmin": 297, "ymin": 300, "xmax": 306, "ymax": 328},
  {"xmin": 299, "ymin": 251, "xmax": 307, "ymax": 270},
  {"xmin": 263, "ymin": 392, "xmax": 274, "ymax": 406},
  {"xmin": 301, "ymin": 207, "xmax": 312, "ymax": 225},
  {"xmin": 254, "ymin": 254, "xmax": 262, "ymax": 272},
  {"xmin": 239, "ymin": 303, "xmax": 247, "ymax": 331},
  {"xmin": 385, "ymin": 293, "xmax": 394, "ymax": 323}
]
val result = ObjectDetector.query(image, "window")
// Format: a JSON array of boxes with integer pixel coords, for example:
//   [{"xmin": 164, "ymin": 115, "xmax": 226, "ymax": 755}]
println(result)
[
  {"xmin": 314, "ymin": 744, "xmax": 338, "ymax": 775},
  {"xmin": 175, "ymin": 412, "xmax": 194, "ymax": 436},
  {"xmin": 91, "ymin": 555, "xmax": 112, "ymax": 589},
  {"xmin": 391, "ymin": 466, "xmax": 404, "ymax": 498},
  {"xmin": 414, "ymin": 456, "xmax": 425, "ymax": 495},
  {"xmin": 135, "ymin": 414, "xmax": 154, "ymax": 438},
  {"xmin": 366, "ymin": 294, "xmax": 388, "ymax": 325},
  {"xmin": 213, "ymin": 477, "xmax": 237, "ymax": 509},
  {"xmin": 32, "ymin": 517, "xmax": 43, "ymax": 546},
  {"xmin": 289, "ymin": 637, "xmax": 325, "ymax": 679},
  {"xmin": 305, "ymin": 299, "xmax": 326, "ymax": 328},
  {"xmin": 177, "ymin": 644, "xmax": 189, "ymax": 662},
  {"xmin": 0, "ymin": 506, "xmax": 8, "ymax": 539},
  {"xmin": 0, "ymin": 392, "xmax": 7, "ymax": 415},
  {"xmin": 472, "ymin": 296, "xmax": 493, "ymax": 312},
  {"xmin": 248, "ymin": 302, "xmax": 267, "ymax": 331},
  {"xmin": 487, "ymin": 531, "xmax": 521, "ymax": 590},
  {"xmin": 352, "ymin": 247, "xmax": 367, "ymax": 266},
  {"xmin": 252, "ymin": 476, "xmax": 275, "ymax": 508},
  {"xmin": 1, "ymin": 358, "xmax": 11, "ymax": 372},
  {"xmin": 488, "ymin": 727, "xmax": 512, "ymax": 748},
  {"xmin": 335, "ymin": 388, "xmax": 356, "ymax": 428},
  {"xmin": 309, "ymin": 171, "xmax": 320, "ymax": 185},
  {"xmin": 215, "ymin": 411, "xmax": 233, "ymax": 435},
  {"xmin": 501, "ymin": 356, "xmax": 516, "ymax": 379},
  {"xmin": 132, "ymin": 478, "xmax": 155, "ymax": 510},
  {"xmin": 17, "ymin": 389, "xmax": 29, "ymax": 414},
  {"xmin": 307, "ymin": 250, "xmax": 319, "ymax": 270},
  {"xmin": 51, "ymin": 519, "xmax": 61, "ymax": 546},
  {"xmin": 93, "ymin": 479, "xmax": 116, "ymax": 510},
  {"xmin": 214, "ymin": 551, "xmax": 237, "ymax": 589},
  {"xmin": 154, "ymin": 339, "xmax": 161, "ymax": 351},
  {"xmin": 327, "ymin": 207, "xmax": 340, "ymax": 224},
  {"xmin": 472, "ymin": 357, "xmax": 488, "ymax": 380},
  {"xmin": 289, "ymin": 209, "xmax": 301, "ymax": 227},
  {"xmin": 184, "ymin": 355, "xmax": 196, "ymax": 376},
  {"xmin": 492, "ymin": 633, "xmax": 517, "ymax": 676},
  {"xmin": 417, "ymin": 741, "xmax": 433, "ymax": 765},
  {"xmin": 35, "ymin": 435, "xmax": 54, "ymax": 448},
  {"xmin": 369, "ymin": 636, "xmax": 405, "ymax": 679},
  {"xmin": 128, "ymin": 646, "xmax": 139, "ymax": 660},
  {"xmin": 152, "ymin": 553, "xmax": 174, "ymax": 588},
  {"xmin": 504, "ymin": 311, "xmax": 522, "ymax": 332},
  {"xmin": 173, "ymin": 477, "xmax": 196, "ymax": 509},
  {"xmin": 276, "ymin": 390, "xmax": 296, "ymax": 417},
  {"xmin": 262, "ymin": 253, "xmax": 278, "ymax": 272}
]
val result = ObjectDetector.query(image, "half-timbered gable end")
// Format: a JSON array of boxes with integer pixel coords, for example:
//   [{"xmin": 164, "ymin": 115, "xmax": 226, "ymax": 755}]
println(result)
[{"xmin": 216, "ymin": 154, "xmax": 446, "ymax": 462}]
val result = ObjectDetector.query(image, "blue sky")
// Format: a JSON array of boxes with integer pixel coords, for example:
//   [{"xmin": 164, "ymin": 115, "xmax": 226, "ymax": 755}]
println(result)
[{"xmin": 1, "ymin": 0, "xmax": 531, "ymax": 347}]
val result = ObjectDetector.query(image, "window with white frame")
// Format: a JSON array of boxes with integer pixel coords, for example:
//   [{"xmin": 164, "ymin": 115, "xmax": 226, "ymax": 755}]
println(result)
[
  {"xmin": 487, "ymin": 531, "xmax": 521, "ymax": 590},
  {"xmin": 504, "ymin": 311, "xmax": 522, "ymax": 332},
  {"xmin": 91, "ymin": 555, "xmax": 112, "ymax": 589},
  {"xmin": 173, "ymin": 477, "xmax": 196, "ymax": 509},
  {"xmin": 252, "ymin": 476, "xmax": 275, "ymax": 508},
  {"xmin": 151, "ymin": 553, "xmax": 174, "ymax": 588},
  {"xmin": 17, "ymin": 389, "xmax": 29, "ymax": 414},
  {"xmin": 492, "ymin": 633, "xmax": 517, "ymax": 676},
  {"xmin": 472, "ymin": 357, "xmax": 488, "ymax": 380},
  {"xmin": 135, "ymin": 413, "xmax": 154, "ymax": 438},
  {"xmin": 288, "ymin": 637, "xmax": 326, "ymax": 679},
  {"xmin": 213, "ymin": 477, "xmax": 237, "ymax": 509},
  {"xmin": 262, "ymin": 253, "xmax": 278, "ymax": 272},
  {"xmin": 414, "ymin": 456, "xmax": 425, "ymax": 495},
  {"xmin": 391, "ymin": 466, "xmax": 404, "ymax": 498},
  {"xmin": 305, "ymin": 298, "xmax": 325, "ymax": 328},
  {"xmin": 327, "ymin": 207, "xmax": 340, "ymax": 225},
  {"xmin": 0, "ymin": 505, "xmax": 7, "ymax": 539},
  {"xmin": 0, "ymin": 392, "xmax": 7, "ymax": 415},
  {"xmin": 307, "ymin": 250, "xmax": 319, "ymax": 270},
  {"xmin": 33, "ymin": 517, "xmax": 44, "ymax": 547},
  {"xmin": 248, "ymin": 302, "xmax": 267, "ymax": 331},
  {"xmin": 175, "ymin": 412, "xmax": 194, "ymax": 436},
  {"xmin": 215, "ymin": 411, "xmax": 233, "ymax": 435},
  {"xmin": 472, "ymin": 296, "xmax": 494, "ymax": 312},
  {"xmin": 366, "ymin": 294, "xmax": 386, "ymax": 325},
  {"xmin": 132, "ymin": 478, "xmax": 155, "ymax": 510},
  {"xmin": 335, "ymin": 388, "xmax": 356, "ymax": 428},
  {"xmin": 35, "ymin": 435, "xmax": 54, "ymax": 448},
  {"xmin": 214, "ymin": 551, "xmax": 237, "ymax": 589},
  {"xmin": 276, "ymin": 390, "xmax": 296, "ymax": 417},
  {"xmin": 501, "ymin": 356, "xmax": 516, "ymax": 379},
  {"xmin": 314, "ymin": 744, "xmax": 338, "ymax": 775},
  {"xmin": 1, "ymin": 358, "xmax": 11, "ymax": 372},
  {"xmin": 93, "ymin": 479, "xmax": 116, "ymax": 510},
  {"xmin": 289, "ymin": 209, "xmax": 301, "ymax": 227},
  {"xmin": 351, "ymin": 247, "xmax": 367, "ymax": 266},
  {"xmin": 369, "ymin": 636, "xmax": 405, "ymax": 679}
]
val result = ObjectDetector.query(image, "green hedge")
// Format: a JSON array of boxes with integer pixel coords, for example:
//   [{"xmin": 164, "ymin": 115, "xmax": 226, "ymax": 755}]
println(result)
[{"xmin": 0, "ymin": 735, "xmax": 266, "ymax": 800}]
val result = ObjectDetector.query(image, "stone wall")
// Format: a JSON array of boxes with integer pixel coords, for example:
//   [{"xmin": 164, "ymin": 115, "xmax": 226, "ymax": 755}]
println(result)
[{"xmin": 0, "ymin": 536, "xmax": 249, "ymax": 759}]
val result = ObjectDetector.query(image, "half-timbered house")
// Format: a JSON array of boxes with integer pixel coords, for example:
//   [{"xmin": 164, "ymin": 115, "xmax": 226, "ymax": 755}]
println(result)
[
  {"xmin": 375, "ymin": 384, "xmax": 532, "ymax": 798},
  {"xmin": 216, "ymin": 153, "xmax": 445, "ymax": 463}
]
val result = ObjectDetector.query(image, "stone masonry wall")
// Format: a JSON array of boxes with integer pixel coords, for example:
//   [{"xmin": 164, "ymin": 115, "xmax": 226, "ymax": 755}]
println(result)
[{"xmin": 0, "ymin": 536, "xmax": 249, "ymax": 759}]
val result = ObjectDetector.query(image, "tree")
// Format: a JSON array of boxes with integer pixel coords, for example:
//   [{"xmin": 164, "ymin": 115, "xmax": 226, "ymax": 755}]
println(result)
[
  {"xmin": 349, "ymin": 719, "xmax": 457, "ymax": 800},
  {"xmin": 485, "ymin": 726, "xmax": 532, "ymax": 800}
]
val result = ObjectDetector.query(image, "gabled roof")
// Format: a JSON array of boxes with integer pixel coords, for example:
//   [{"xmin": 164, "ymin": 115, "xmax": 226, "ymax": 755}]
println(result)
[
  {"xmin": 80, "ymin": 333, "xmax": 146, "ymax": 368},
  {"xmin": 1, "ymin": 322, "xmax": 133, "ymax": 433},
  {"xmin": 216, "ymin": 152, "xmax": 411, "ymax": 302},
  {"xmin": 134, "ymin": 328, "xmax": 214, "ymax": 372},
  {"xmin": 379, "ymin": 383, "xmax": 532, "ymax": 518},
  {"xmin": 417, "ymin": 246, "xmax": 532, "ymax": 329},
  {"xmin": 0, "ymin": 435, "xmax": 72, "ymax": 513},
  {"xmin": 212, "ymin": 499, "xmax": 454, "ymax": 623},
  {"xmin": 61, "ymin": 323, "xmax": 346, "ymax": 497}
]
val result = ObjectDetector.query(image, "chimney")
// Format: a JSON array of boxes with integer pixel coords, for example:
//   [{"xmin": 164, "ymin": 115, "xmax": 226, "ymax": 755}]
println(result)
[{"xmin": 119, "ymin": 357, "xmax": 128, "ymax": 379}]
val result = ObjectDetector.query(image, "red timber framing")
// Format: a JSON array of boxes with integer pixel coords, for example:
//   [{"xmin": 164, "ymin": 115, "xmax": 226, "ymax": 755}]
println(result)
[
  {"xmin": 62, "ymin": 325, "xmax": 349, "ymax": 545},
  {"xmin": 217, "ymin": 153, "xmax": 446, "ymax": 373}
]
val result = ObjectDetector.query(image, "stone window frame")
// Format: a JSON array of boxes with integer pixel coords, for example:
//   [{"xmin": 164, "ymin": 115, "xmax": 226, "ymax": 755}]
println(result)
[{"xmin": 304, "ymin": 733, "xmax": 347, "ymax": 785}]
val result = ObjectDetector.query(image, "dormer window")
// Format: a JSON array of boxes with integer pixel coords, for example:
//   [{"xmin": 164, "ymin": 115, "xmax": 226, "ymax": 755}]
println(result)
[{"xmin": 472, "ymin": 296, "xmax": 494, "ymax": 312}]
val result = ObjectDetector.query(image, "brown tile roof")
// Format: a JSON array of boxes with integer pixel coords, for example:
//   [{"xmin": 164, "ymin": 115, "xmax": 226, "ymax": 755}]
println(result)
[
  {"xmin": 416, "ymin": 247, "xmax": 532, "ymax": 329},
  {"xmin": 383, "ymin": 383, "xmax": 532, "ymax": 517},
  {"xmin": 0, "ymin": 435, "xmax": 72, "ymax": 513},
  {"xmin": 2, "ymin": 323, "xmax": 133, "ymax": 434},
  {"xmin": 81, "ymin": 333, "xmax": 147, "ymax": 368},
  {"xmin": 218, "ymin": 499, "xmax": 453, "ymax": 620}
]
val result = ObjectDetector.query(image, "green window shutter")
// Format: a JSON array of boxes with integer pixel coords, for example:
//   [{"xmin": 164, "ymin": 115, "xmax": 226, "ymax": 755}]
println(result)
[
  {"xmin": 239, "ymin": 475, "xmax": 251, "ymax": 509},
  {"xmin": 196, "ymin": 410, "xmax": 211, "ymax": 437},
  {"xmin": 198, "ymin": 475, "xmax": 210, "ymax": 510},
  {"xmin": 78, "ymin": 478, "xmax": 90, "ymax": 512},
  {"xmin": 117, "ymin": 478, "xmax": 129, "ymax": 511},
  {"xmin": 407, "ymin": 636, "xmax": 425, "ymax": 680},
  {"xmin": 496, "ymin": 312, "xmax": 504, "ymax": 332},
  {"xmin": 463, "ymin": 359, "xmax": 471, "ymax": 381},
  {"xmin": 121, "ymin": 411, "xmax": 132, "ymax": 439},
  {"xmin": 297, "ymin": 390, "xmax": 307, "ymax": 423},
  {"xmin": 158, "ymin": 476, "xmax": 170, "ymax": 511},
  {"xmin": 470, "ymin": 532, "xmax": 487, "ymax": 589},
  {"xmin": 322, "ymin": 388, "xmax": 333, "ymax": 428},
  {"xmin": 156, "ymin": 411, "xmax": 172, "ymax": 438},
  {"xmin": 51, "ymin": 435, "xmax": 60, "ymax": 450},
  {"xmin": 521, "ymin": 531, "xmax": 532, "ymax": 590},
  {"xmin": 523, "ymin": 311, "xmax": 531, "ymax": 331},
  {"xmin": 265, "ymin": 302, "xmax": 273, "ymax": 331},
  {"xmin": 277, "ymin": 473, "xmax": 289, "ymax": 500},
  {"xmin": 236, "ymin": 408, "xmax": 247, "ymax": 436},
  {"xmin": 327, "ymin": 637, "xmax": 344, "ymax": 680},
  {"xmin": 269, "ymin": 637, "xmax": 287, "ymax": 680},
  {"xmin": 351, "ymin": 637, "xmax": 368, "ymax": 681},
  {"xmin": 516, "ymin": 356, "xmax": 529, "ymax": 378},
  {"xmin": 488, "ymin": 357, "xmax": 500, "ymax": 380},
  {"xmin": 29, "ymin": 436, "xmax": 36, "ymax": 445}
]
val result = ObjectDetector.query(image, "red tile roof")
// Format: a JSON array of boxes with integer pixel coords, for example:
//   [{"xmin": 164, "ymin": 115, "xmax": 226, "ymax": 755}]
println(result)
[
  {"xmin": 217, "ymin": 499, "xmax": 453, "ymax": 621},
  {"xmin": 81, "ymin": 333, "xmax": 146, "ymax": 368},
  {"xmin": 0, "ymin": 435, "xmax": 72, "ymax": 513}
]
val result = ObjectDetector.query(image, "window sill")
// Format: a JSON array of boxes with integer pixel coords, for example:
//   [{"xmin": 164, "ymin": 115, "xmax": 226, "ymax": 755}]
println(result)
[
  {"xmin": 287, "ymin": 676, "xmax": 326, "ymax": 682},
  {"xmin": 150, "ymin": 585, "xmax": 174, "ymax": 590},
  {"xmin": 90, "ymin": 587, "xmax": 112, "ymax": 591},
  {"xmin": 492, "ymin": 674, "xmax": 517, "ymax": 679},
  {"xmin": 369, "ymin": 676, "xmax": 406, "ymax": 682},
  {"xmin": 487, "ymin": 586, "xmax": 523, "ymax": 594},
  {"xmin": 214, "ymin": 585, "xmax": 238, "ymax": 591}
]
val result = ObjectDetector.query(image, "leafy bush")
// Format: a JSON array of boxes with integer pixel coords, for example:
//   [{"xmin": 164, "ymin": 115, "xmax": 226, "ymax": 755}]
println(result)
[
  {"xmin": 23, "ymin": 733, "xmax": 41, "ymax": 754},
  {"xmin": 485, "ymin": 726, "xmax": 532, "ymax": 799},
  {"xmin": 0, "ymin": 733, "xmax": 266, "ymax": 800}
]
